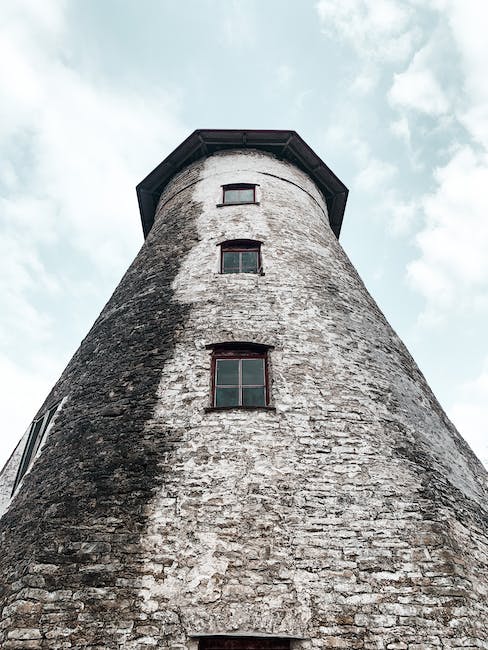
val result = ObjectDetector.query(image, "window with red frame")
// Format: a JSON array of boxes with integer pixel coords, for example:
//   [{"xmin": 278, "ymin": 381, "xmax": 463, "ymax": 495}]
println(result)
[
  {"xmin": 222, "ymin": 183, "xmax": 256, "ymax": 205},
  {"xmin": 220, "ymin": 240, "xmax": 262, "ymax": 274},
  {"xmin": 199, "ymin": 637, "xmax": 290, "ymax": 650},
  {"xmin": 211, "ymin": 345, "xmax": 270, "ymax": 408}
]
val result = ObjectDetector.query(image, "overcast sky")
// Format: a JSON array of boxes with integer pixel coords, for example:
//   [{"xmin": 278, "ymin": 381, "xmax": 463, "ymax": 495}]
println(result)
[{"xmin": 1, "ymin": 0, "xmax": 487, "ymax": 469}]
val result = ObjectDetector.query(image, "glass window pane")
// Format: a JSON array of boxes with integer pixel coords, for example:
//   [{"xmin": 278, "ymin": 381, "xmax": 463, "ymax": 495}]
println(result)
[
  {"xmin": 236, "ymin": 188, "xmax": 254, "ymax": 203},
  {"xmin": 242, "ymin": 358, "xmax": 264, "ymax": 385},
  {"xmin": 223, "ymin": 189, "xmax": 240, "ymax": 203},
  {"xmin": 241, "ymin": 251, "xmax": 258, "ymax": 272},
  {"xmin": 222, "ymin": 251, "xmax": 240, "ymax": 273},
  {"xmin": 216, "ymin": 359, "xmax": 239, "ymax": 385},
  {"xmin": 242, "ymin": 387, "xmax": 266, "ymax": 407},
  {"xmin": 23, "ymin": 423, "xmax": 40, "ymax": 470},
  {"xmin": 32, "ymin": 418, "xmax": 45, "ymax": 439},
  {"xmin": 31, "ymin": 417, "xmax": 47, "ymax": 459},
  {"xmin": 216, "ymin": 387, "xmax": 240, "ymax": 407},
  {"xmin": 44, "ymin": 408, "xmax": 56, "ymax": 428},
  {"xmin": 223, "ymin": 187, "xmax": 254, "ymax": 204},
  {"xmin": 44, "ymin": 404, "xmax": 58, "ymax": 431}
]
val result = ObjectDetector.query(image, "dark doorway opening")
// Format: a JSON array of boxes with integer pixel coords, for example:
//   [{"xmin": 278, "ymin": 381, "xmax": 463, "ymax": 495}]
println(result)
[{"xmin": 199, "ymin": 638, "xmax": 290, "ymax": 650}]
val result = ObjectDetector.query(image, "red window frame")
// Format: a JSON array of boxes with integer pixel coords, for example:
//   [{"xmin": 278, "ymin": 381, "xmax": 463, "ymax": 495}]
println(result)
[
  {"xmin": 199, "ymin": 637, "xmax": 290, "ymax": 650},
  {"xmin": 222, "ymin": 183, "xmax": 256, "ymax": 205},
  {"xmin": 210, "ymin": 344, "xmax": 270, "ymax": 409},
  {"xmin": 220, "ymin": 239, "xmax": 262, "ymax": 274}
]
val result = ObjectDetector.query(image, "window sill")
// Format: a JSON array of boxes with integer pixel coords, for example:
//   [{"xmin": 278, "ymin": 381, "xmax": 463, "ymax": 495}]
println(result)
[
  {"xmin": 216, "ymin": 201, "xmax": 260, "ymax": 207},
  {"xmin": 219, "ymin": 271, "xmax": 265, "ymax": 276},
  {"xmin": 204, "ymin": 406, "xmax": 276, "ymax": 413}
]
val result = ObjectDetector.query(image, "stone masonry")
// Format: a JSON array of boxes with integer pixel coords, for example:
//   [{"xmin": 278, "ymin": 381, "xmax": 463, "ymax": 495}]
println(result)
[{"xmin": 0, "ymin": 140, "xmax": 487, "ymax": 649}]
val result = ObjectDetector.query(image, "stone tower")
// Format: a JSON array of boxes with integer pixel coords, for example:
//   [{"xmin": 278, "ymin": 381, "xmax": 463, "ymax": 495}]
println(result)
[{"xmin": 0, "ymin": 130, "xmax": 487, "ymax": 649}]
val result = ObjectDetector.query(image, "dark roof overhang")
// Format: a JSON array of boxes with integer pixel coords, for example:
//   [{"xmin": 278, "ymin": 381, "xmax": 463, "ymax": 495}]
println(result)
[{"xmin": 136, "ymin": 129, "xmax": 348, "ymax": 239}]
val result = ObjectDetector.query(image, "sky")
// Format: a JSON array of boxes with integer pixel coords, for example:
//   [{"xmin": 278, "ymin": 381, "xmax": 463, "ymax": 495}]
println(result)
[{"xmin": 1, "ymin": 0, "xmax": 487, "ymax": 470}]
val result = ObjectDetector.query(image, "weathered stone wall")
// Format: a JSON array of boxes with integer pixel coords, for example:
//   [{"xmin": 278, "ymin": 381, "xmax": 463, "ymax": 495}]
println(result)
[{"xmin": 0, "ymin": 149, "xmax": 487, "ymax": 649}]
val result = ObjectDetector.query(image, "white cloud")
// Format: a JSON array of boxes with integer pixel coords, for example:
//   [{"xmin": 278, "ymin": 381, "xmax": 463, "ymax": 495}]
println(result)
[
  {"xmin": 325, "ymin": 124, "xmax": 417, "ymax": 236},
  {"xmin": 0, "ymin": 1, "xmax": 185, "ymax": 258},
  {"xmin": 316, "ymin": 0, "xmax": 488, "ymax": 472},
  {"xmin": 276, "ymin": 64, "xmax": 294, "ymax": 86},
  {"xmin": 351, "ymin": 69, "xmax": 380, "ymax": 95},
  {"xmin": 0, "ymin": 0, "xmax": 187, "ymax": 465},
  {"xmin": 407, "ymin": 146, "xmax": 488, "ymax": 318},
  {"xmin": 389, "ymin": 115, "xmax": 423, "ymax": 171},
  {"xmin": 323, "ymin": 123, "xmax": 369, "ymax": 164},
  {"xmin": 0, "ymin": 1, "xmax": 185, "ymax": 317},
  {"xmin": 220, "ymin": 0, "xmax": 257, "ymax": 48},
  {"xmin": 316, "ymin": 0, "xmax": 418, "ymax": 63},
  {"xmin": 390, "ymin": 115, "xmax": 411, "ymax": 143},
  {"xmin": 389, "ymin": 200, "xmax": 418, "ymax": 236},
  {"xmin": 355, "ymin": 158, "xmax": 397, "ymax": 192},
  {"xmin": 389, "ymin": 46, "xmax": 449, "ymax": 116},
  {"xmin": 445, "ymin": 1, "xmax": 488, "ymax": 149},
  {"xmin": 449, "ymin": 358, "xmax": 488, "ymax": 468},
  {"xmin": 387, "ymin": 2, "xmax": 488, "ymax": 324}
]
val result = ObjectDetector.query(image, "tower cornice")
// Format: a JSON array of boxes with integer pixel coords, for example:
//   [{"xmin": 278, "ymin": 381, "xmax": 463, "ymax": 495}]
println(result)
[{"xmin": 136, "ymin": 129, "xmax": 348, "ymax": 239}]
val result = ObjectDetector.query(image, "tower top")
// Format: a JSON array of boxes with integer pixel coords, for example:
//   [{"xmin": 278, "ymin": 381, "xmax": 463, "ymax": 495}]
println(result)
[{"xmin": 136, "ymin": 129, "xmax": 348, "ymax": 239}]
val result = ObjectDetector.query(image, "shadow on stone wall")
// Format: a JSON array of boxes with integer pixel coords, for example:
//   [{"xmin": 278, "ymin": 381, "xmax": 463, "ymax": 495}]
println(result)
[{"xmin": 0, "ymin": 165, "xmax": 203, "ymax": 647}]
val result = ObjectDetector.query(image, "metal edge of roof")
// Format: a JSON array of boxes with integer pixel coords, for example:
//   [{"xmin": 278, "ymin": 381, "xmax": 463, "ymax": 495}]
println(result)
[{"xmin": 136, "ymin": 129, "xmax": 348, "ymax": 239}]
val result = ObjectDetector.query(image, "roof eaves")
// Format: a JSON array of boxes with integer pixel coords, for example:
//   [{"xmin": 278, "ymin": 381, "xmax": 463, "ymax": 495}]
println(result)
[{"xmin": 136, "ymin": 129, "xmax": 348, "ymax": 239}]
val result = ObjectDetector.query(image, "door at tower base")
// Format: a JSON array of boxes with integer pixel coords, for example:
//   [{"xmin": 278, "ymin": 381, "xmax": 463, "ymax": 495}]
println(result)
[{"xmin": 199, "ymin": 637, "xmax": 290, "ymax": 650}]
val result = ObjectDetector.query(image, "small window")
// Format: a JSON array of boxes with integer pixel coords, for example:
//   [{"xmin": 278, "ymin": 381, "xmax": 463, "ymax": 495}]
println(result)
[
  {"xmin": 12, "ymin": 401, "xmax": 62, "ymax": 494},
  {"xmin": 210, "ymin": 345, "xmax": 270, "ymax": 408},
  {"xmin": 222, "ymin": 183, "xmax": 256, "ymax": 205},
  {"xmin": 220, "ymin": 240, "xmax": 262, "ymax": 274}
]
